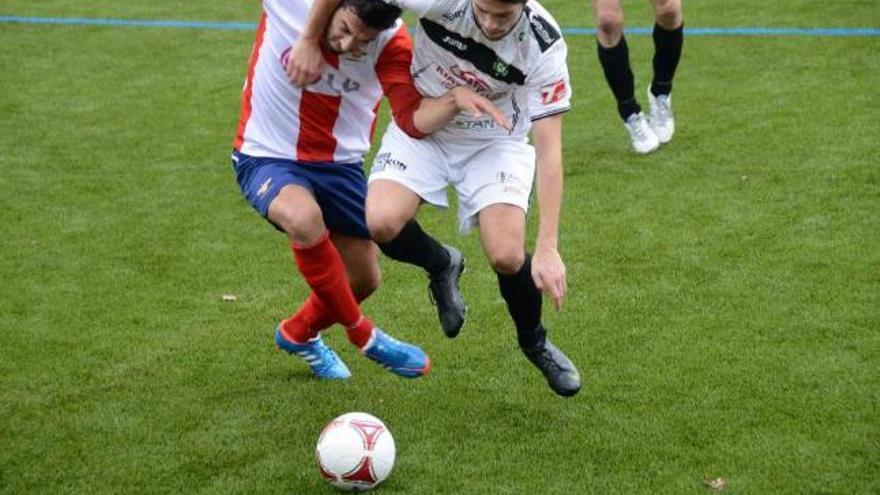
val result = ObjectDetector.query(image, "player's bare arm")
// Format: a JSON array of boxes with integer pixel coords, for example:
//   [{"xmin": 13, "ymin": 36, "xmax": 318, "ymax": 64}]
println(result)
[
  {"xmin": 530, "ymin": 114, "xmax": 566, "ymax": 310},
  {"xmin": 287, "ymin": 0, "xmax": 344, "ymax": 86}
]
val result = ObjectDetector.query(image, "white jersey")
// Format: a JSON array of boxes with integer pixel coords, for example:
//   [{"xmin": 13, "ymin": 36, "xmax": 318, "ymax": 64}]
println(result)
[
  {"xmin": 384, "ymin": 0, "xmax": 571, "ymax": 140},
  {"xmin": 234, "ymin": 0, "xmax": 411, "ymax": 163}
]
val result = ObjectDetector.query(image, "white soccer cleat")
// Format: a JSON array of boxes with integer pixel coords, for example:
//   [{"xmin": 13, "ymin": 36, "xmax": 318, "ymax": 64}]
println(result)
[
  {"xmin": 647, "ymin": 88, "xmax": 675, "ymax": 144},
  {"xmin": 624, "ymin": 112, "xmax": 660, "ymax": 154}
]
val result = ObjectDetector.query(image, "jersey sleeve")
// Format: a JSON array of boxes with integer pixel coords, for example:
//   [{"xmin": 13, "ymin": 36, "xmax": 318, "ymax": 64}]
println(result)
[
  {"xmin": 375, "ymin": 25, "xmax": 427, "ymax": 138},
  {"xmin": 526, "ymin": 40, "xmax": 572, "ymax": 121}
]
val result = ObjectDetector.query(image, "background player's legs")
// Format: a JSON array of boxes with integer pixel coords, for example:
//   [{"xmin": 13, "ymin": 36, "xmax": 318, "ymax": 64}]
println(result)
[
  {"xmin": 478, "ymin": 204, "xmax": 579, "ymax": 396},
  {"xmin": 647, "ymin": 0, "xmax": 683, "ymax": 143},
  {"xmin": 594, "ymin": 0, "xmax": 638, "ymax": 120},
  {"xmin": 593, "ymin": 0, "xmax": 659, "ymax": 153},
  {"xmin": 650, "ymin": 0, "xmax": 683, "ymax": 97},
  {"xmin": 367, "ymin": 179, "xmax": 466, "ymax": 337}
]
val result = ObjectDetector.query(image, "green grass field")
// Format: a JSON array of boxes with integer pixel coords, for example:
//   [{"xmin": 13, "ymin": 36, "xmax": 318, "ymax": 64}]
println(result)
[{"xmin": 1, "ymin": 1, "xmax": 878, "ymax": 493}]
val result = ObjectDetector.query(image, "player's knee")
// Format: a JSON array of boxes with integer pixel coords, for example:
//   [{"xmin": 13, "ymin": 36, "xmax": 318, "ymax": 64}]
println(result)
[
  {"xmin": 653, "ymin": 0, "xmax": 682, "ymax": 28},
  {"xmin": 488, "ymin": 248, "xmax": 525, "ymax": 276},
  {"xmin": 596, "ymin": 11, "xmax": 624, "ymax": 39},
  {"xmin": 274, "ymin": 202, "xmax": 324, "ymax": 242},
  {"xmin": 366, "ymin": 212, "xmax": 405, "ymax": 244}
]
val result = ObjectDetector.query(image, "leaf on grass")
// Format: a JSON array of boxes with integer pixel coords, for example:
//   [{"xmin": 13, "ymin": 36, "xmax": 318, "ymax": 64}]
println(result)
[
  {"xmin": 221, "ymin": 294, "xmax": 238, "ymax": 302},
  {"xmin": 703, "ymin": 477, "xmax": 727, "ymax": 490}
]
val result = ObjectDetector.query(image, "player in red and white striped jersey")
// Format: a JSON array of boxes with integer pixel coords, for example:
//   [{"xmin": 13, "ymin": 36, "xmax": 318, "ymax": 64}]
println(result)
[{"xmin": 233, "ymin": 0, "xmax": 508, "ymax": 380}]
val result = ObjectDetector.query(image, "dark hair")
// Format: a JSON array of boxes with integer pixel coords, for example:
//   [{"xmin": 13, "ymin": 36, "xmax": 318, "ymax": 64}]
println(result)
[{"xmin": 342, "ymin": 0, "xmax": 402, "ymax": 31}]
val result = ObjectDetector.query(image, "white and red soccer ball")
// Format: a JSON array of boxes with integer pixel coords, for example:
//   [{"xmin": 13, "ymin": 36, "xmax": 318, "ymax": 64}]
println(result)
[{"xmin": 316, "ymin": 412, "xmax": 396, "ymax": 492}]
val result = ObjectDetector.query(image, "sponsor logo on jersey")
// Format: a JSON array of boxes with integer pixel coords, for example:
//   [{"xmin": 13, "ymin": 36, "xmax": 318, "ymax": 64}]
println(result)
[
  {"xmin": 453, "ymin": 118, "xmax": 500, "ymax": 130},
  {"xmin": 540, "ymin": 80, "xmax": 567, "ymax": 105},
  {"xmin": 281, "ymin": 47, "xmax": 362, "ymax": 94},
  {"xmin": 442, "ymin": 9, "xmax": 466, "ymax": 22},
  {"xmin": 441, "ymin": 35, "xmax": 468, "ymax": 52},
  {"xmin": 448, "ymin": 65, "xmax": 492, "ymax": 94},
  {"xmin": 420, "ymin": 18, "xmax": 526, "ymax": 85},
  {"xmin": 323, "ymin": 73, "xmax": 361, "ymax": 93}
]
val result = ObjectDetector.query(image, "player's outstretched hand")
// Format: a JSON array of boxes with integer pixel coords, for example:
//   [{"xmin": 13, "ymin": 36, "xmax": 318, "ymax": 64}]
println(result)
[
  {"xmin": 286, "ymin": 38, "xmax": 324, "ymax": 87},
  {"xmin": 532, "ymin": 244, "xmax": 567, "ymax": 310},
  {"xmin": 451, "ymin": 87, "xmax": 511, "ymax": 131}
]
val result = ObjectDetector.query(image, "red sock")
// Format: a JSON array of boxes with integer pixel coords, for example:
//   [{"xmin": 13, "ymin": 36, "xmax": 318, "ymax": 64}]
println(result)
[
  {"xmin": 291, "ymin": 232, "xmax": 374, "ymax": 348},
  {"xmin": 280, "ymin": 291, "xmax": 368, "ymax": 344}
]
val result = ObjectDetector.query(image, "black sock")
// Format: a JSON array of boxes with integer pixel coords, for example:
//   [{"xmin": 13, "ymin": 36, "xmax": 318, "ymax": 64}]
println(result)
[
  {"xmin": 597, "ymin": 35, "xmax": 640, "ymax": 121},
  {"xmin": 377, "ymin": 220, "xmax": 450, "ymax": 276},
  {"xmin": 497, "ymin": 253, "xmax": 546, "ymax": 350},
  {"xmin": 651, "ymin": 23, "xmax": 683, "ymax": 97}
]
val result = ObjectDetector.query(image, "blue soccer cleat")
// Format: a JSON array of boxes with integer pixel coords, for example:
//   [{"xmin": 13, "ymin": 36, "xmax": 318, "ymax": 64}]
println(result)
[
  {"xmin": 361, "ymin": 328, "xmax": 431, "ymax": 378},
  {"xmin": 275, "ymin": 327, "xmax": 351, "ymax": 380}
]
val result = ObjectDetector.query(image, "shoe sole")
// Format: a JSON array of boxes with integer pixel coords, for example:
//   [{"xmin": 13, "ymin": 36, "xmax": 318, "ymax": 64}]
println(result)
[{"xmin": 369, "ymin": 355, "xmax": 431, "ymax": 379}]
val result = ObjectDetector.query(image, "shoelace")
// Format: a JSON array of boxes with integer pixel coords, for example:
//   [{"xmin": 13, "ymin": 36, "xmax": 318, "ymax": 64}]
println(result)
[{"xmin": 630, "ymin": 117, "xmax": 652, "ymax": 139}]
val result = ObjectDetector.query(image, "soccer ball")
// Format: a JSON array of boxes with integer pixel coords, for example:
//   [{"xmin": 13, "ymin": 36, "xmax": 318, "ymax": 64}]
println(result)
[{"xmin": 316, "ymin": 412, "xmax": 396, "ymax": 492}]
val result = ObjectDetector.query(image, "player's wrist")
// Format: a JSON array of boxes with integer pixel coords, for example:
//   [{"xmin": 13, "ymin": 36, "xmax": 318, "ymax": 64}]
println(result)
[
  {"xmin": 535, "ymin": 237, "xmax": 559, "ymax": 252},
  {"xmin": 298, "ymin": 35, "xmax": 322, "ymax": 46}
]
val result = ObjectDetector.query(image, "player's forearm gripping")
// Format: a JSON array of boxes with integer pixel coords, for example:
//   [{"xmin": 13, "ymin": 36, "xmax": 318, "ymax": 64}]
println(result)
[
  {"xmin": 530, "ymin": 114, "xmax": 567, "ymax": 309},
  {"xmin": 377, "ymin": 32, "xmax": 509, "ymax": 138},
  {"xmin": 413, "ymin": 87, "xmax": 510, "ymax": 135},
  {"xmin": 286, "ymin": 0, "xmax": 344, "ymax": 86}
]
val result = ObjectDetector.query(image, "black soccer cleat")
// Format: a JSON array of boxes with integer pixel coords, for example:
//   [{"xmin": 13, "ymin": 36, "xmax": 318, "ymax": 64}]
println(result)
[
  {"xmin": 428, "ymin": 245, "xmax": 467, "ymax": 338},
  {"xmin": 522, "ymin": 339, "xmax": 581, "ymax": 397}
]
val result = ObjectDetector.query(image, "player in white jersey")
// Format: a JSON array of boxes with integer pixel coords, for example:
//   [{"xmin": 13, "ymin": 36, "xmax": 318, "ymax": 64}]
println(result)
[
  {"xmin": 291, "ymin": 0, "xmax": 581, "ymax": 396},
  {"xmin": 234, "ymin": 0, "xmax": 508, "ymax": 380}
]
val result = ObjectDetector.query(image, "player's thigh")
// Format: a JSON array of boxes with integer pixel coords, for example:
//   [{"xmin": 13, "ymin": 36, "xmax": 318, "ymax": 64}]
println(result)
[
  {"xmin": 331, "ymin": 233, "xmax": 381, "ymax": 298},
  {"xmin": 454, "ymin": 139, "xmax": 534, "ymax": 234},
  {"xmin": 477, "ymin": 204, "xmax": 527, "ymax": 275},
  {"xmin": 233, "ymin": 151, "xmax": 325, "ymax": 242}
]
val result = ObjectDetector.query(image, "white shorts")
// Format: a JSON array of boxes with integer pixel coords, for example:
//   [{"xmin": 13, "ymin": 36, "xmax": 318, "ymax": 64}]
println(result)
[{"xmin": 369, "ymin": 122, "xmax": 536, "ymax": 232}]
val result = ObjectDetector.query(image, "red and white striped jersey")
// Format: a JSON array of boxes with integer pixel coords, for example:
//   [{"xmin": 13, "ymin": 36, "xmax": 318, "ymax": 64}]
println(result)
[{"xmin": 234, "ymin": 0, "xmax": 420, "ymax": 163}]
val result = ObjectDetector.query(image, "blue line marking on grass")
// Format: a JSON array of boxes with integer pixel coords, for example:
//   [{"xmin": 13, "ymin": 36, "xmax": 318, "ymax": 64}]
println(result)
[
  {"xmin": 1, "ymin": 16, "xmax": 879, "ymax": 37},
  {"xmin": 0, "ymin": 16, "xmax": 254, "ymax": 30}
]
